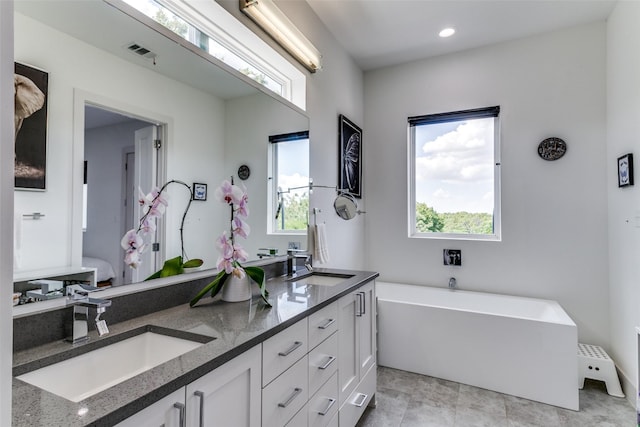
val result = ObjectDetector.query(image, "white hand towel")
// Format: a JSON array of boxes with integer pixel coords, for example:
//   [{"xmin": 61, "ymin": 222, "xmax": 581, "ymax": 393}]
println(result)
[
  {"xmin": 315, "ymin": 223, "xmax": 330, "ymax": 264},
  {"xmin": 14, "ymin": 213, "xmax": 22, "ymax": 270},
  {"xmin": 307, "ymin": 224, "xmax": 316, "ymax": 260}
]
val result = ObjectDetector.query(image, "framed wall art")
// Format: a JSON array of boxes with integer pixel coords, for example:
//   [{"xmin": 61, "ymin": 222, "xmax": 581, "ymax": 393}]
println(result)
[
  {"xmin": 618, "ymin": 153, "xmax": 634, "ymax": 188},
  {"xmin": 338, "ymin": 114, "xmax": 362, "ymax": 198},
  {"xmin": 193, "ymin": 182, "xmax": 207, "ymax": 201},
  {"xmin": 14, "ymin": 62, "xmax": 49, "ymax": 190}
]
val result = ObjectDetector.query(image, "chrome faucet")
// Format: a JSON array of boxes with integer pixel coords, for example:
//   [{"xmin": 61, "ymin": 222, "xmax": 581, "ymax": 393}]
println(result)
[
  {"xmin": 66, "ymin": 286, "xmax": 111, "ymax": 344},
  {"xmin": 287, "ymin": 249, "xmax": 312, "ymax": 276},
  {"xmin": 448, "ymin": 277, "xmax": 457, "ymax": 289}
]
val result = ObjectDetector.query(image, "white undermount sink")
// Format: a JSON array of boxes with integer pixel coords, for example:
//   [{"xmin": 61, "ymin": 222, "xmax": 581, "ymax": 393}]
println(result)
[
  {"xmin": 17, "ymin": 331, "xmax": 208, "ymax": 402},
  {"xmin": 288, "ymin": 273, "xmax": 354, "ymax": 287}
]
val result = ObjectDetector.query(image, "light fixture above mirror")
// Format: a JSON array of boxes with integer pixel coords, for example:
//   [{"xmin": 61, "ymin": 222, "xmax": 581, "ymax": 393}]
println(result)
[{"xmin": 241, "ymin": 0, "xmax": 322, "ymax": 73}]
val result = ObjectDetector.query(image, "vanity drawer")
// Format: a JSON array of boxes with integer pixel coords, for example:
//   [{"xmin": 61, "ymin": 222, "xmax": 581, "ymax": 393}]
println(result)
[
  {"xmin": 308, "ymin": 332, "xmax": 338, "ymax": 395},
  {"xmin": 263, "ymin": 318, "xmax": 308, "ymax": 386},
  {"xmin": 338, "ymin": 365, "xmax": 376, "ymax": 427},
  {"xmin": 308, "ymin": 301, "xmax": 338, "ymax": 349},
  {"xmin": 263, "ymin": 355, "xmax": 309, "ymax": 427},
  {"xmin": 286, "ymin": 403, "xmax": 309, "ymax": 427},
  {"xmin": 308, "ymin": 372, "xmax": 339, "ymax": 427}
]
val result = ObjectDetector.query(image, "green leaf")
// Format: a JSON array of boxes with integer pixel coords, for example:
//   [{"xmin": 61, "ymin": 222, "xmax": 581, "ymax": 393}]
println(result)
[
  {"xmin": 144, "ymin": 256, "xmax": 184, "ymax": 281},
  {"xmin": 182, "ymin": 258, "xmax": 204, "ymax": 268},
  {"xmin": 159, "ymin": 256, "xmax": 184, "ymax": 277},
  {"xmin": 145, "ymin": 270, "xmax": 162, "ymax": 281},
  {"xmin": 189, "ymin": 271, "xmax": 228, "ymax": 307},
  {"xmin": 244, "ymin": 266, "xmax": 271, "ymax": 307}
]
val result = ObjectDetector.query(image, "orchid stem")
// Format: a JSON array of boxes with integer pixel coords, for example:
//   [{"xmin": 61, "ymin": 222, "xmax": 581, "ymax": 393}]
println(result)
[{"xmin": 137, "ymin": 179, "xmax": 193, "ymax": 262}]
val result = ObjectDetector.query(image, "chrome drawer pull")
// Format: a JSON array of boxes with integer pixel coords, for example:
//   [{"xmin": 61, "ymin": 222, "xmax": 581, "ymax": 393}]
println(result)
[
  {"xmin": 278, "ymin": 341, "xmax": 302, "ymax": 356},
  {"xmin": 318, "ymin": 355, "xmax": 336, "ymax": 370},
  {"xmin": 353, "ymin": 392, "xmax": 368, "ymax": 407},
  {"xmin": 194, "ymin": 390, "xmax": 204, "ymax": 427},
  {"xmin": 356, "ymin": 293, "xmax": 364, "ymax": 317},
  {"xmin": 173, "ymin": 402, "xmax": 186, "ymax": 427},
  {"xmin": 318, "ymin": 397, "xmax": 336, "ymax": 416},
  {"xmin": 318, "ymin": 318, "xmax": 335, "ymax": 329},
  {"xmin": 278, "ymin": 387, "xmax": 303, "ymax": 408}
]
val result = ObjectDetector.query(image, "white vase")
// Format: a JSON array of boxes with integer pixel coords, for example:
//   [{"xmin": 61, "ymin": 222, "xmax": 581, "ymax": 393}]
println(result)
[{"xmin": 221, "ymin": 275, "xmax": 252, "ymax": 302}]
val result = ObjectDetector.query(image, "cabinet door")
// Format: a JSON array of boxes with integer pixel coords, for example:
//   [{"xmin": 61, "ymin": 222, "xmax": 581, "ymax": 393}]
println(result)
[
  {"xmin": 186, "ymin": 345, "xmax": 261, "ymax": 427},
  {"xmin": 337, "ymin": 290, "xmax": 359, "ymax": 406},
  {"xmin": 358, "ymin": 281, "xmax": 376, "ymax": 377},
  {"xmin": 115, "ymin": 388, "xmax": 185, "ymax": 427}
]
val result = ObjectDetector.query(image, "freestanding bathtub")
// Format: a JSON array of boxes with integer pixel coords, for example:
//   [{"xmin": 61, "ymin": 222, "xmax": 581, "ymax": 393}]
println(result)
[{"xmin": 376, "ymin": 282, "xmax": 579, "ymax": 410}]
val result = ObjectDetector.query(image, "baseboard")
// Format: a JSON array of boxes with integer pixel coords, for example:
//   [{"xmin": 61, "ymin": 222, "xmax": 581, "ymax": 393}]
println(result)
[{"xmin": 616, "ymin": 365, "xmax": 636, "ymax": 408}]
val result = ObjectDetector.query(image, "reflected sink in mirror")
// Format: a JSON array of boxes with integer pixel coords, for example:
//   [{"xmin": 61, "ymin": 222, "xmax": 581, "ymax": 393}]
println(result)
[
  {"xmin": 16, "ymin": 327, "xmax": 214, "ymax": 402},
  {"xmin": 287, "ymin": 273, "xmax": 355, "ymax": 287}
]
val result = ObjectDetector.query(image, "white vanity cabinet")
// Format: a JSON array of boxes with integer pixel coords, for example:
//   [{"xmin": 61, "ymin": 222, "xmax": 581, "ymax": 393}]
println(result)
[
  {"xmin": 115, "ymin": 388, "xmax": 185, "ymax": 427},
  {"xmin": 185, "ymin": 344, "xmax": 262, "ymax": 427},
  {"xmin": 262, "ymin": 318, "xmax": 309, "ymax": 426},
  {"xmin": 114, "ymin": 279, "xmax": 376, "ymax": 427},
  {"xmin": 116, "ymin": 345, "xmax": 261, "ymax": 427},
  {"xmin": 337, "ymin": 280, "xmax": 376, "ymax": 425}
]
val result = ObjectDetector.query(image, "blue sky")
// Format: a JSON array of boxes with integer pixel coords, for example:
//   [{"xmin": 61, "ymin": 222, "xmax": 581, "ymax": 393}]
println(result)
[
  {"xmin": 414, "ymin": 118, "xmax": 495, "ymax": 214},
  {"xmin": 278, "ymin": 139, "xmax": 309, "ymax": 195}
]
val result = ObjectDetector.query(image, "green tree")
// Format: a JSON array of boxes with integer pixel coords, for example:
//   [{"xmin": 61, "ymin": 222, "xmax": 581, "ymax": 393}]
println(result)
[
  {"xmin": 154, "ymin": 9, "xmax": 188, "ymax": 38},
  {"xmin": 416, "ymin": 202, "xmax": 444, "ymax": 232},
  {"xmin": 280, "ymin": 193, "xmax": 309, "ymax": 230},
  {"xmin": 240, "ymin": 68, "xmax": 268, "ymax": 87},
  {"xmin": 441, "ymin": 211, "xmax": 493, "ymax": 234}
]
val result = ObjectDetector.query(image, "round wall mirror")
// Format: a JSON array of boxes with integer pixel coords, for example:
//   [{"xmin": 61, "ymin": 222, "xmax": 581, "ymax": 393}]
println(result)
[{"xmin": 334, "ymin": 193, "xmax": 358, "ymax": 220}]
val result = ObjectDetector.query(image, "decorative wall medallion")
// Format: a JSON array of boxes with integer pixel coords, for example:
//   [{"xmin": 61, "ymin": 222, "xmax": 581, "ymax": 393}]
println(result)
[
  {"xmin": 537, "ymin": 137, "xmax": 567, "ymax": 161},
  {"xmin": 238, "ymin": 164, "xmax": 251, "ymax": 180}
]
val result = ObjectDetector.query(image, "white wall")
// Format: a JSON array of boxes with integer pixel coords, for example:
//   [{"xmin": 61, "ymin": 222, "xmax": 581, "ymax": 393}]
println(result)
[
  {"xmin": 218, "ymin": 0, "xmax": 366, "ymax": 270},
  {"xmin": 607, "ymin": 0, "xmax": 640, "ymax": 399},
  {"xmin": 364, "ymin": 23, "xmax": 609, "ymax": 346},
  {"xmin": 0, "ymin": 2, "xmax": 14, "ymax": 424},
  {"xmin": 225, "ymin": 93, "xmax": 310, "ymax": 259},
  {"xmin": 14, "ymin": 13, "xmax": 227, "ymax": 273},
  {"xmin": 84, "ymin": 120, "xmax": 148, "ymax": 284}
]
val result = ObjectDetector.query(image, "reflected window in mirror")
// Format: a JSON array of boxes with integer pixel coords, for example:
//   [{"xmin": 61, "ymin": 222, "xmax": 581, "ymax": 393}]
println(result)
[
  {"xmin": 123, "ymin": 0, "xmax": 301, "ymax": 103},
  {"xmin": 268, "ymin": 131, "xmax": 309, "ymax": 233}
]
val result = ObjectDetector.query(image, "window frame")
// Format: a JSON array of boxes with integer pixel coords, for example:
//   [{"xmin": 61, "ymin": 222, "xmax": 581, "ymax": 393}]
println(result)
[
  {"xmin": 121, "ymin": 0, "xmax": 307, "ymax": 109},
  {"xmin": 407, "ymin": 106, "xmax": 502, "ymax": 241},
  {"xmin": 267, "ymin": 131, "xmax": 310, "ymax": 235}
]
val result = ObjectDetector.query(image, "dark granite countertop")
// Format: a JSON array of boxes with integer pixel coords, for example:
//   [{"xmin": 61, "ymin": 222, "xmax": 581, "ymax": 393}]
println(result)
[{"xmin": 12, "ymin": 268, "xmax": 378, "ymax": 426}]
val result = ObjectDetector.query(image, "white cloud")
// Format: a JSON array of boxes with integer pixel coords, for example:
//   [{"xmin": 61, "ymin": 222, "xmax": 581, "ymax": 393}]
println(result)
[
  {"xmin": 433, "ymin": 188, "xmax": 450, "ymax": 199},
  {"xmin": 416, "ymin": 119, "xmax": 494, "ymax": 183},
  {"xmin": 278, "ymin": 173, "xmax": 309, "ymax": 195}
]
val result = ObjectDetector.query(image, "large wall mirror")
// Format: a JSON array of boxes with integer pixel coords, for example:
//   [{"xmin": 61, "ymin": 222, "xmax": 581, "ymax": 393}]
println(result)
[{"xmin": 13, "ymin": 0, "xmax": 309, "ymax": 297}]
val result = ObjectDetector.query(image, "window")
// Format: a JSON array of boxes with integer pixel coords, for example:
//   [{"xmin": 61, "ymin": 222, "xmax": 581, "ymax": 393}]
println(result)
[
  {"xmin": 408, "ymin": 106, "xmax": 501, "ymax": 240},
  {"xmin": 268, "ymin": 132, "xmax": 310, "ymax": 233},
  {"xmin": 122, "ymin": 0, "xmax": 307, "ymax": 108}
]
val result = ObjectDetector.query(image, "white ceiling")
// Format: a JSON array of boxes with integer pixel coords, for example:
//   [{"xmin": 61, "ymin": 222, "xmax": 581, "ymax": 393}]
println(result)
[{"xmin": 305, "ymin": 0, "xmax": 617, "ymax": 71}]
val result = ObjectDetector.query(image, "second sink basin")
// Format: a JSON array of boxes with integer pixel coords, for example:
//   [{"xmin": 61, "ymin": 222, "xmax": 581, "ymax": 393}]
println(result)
[
  {"xmin": 16, "ymin": 326, "xmax": 213, "ymax": 402},
  {"xmin": 288, "ymin": 273, "xmax": 354, "ymax": 287}
]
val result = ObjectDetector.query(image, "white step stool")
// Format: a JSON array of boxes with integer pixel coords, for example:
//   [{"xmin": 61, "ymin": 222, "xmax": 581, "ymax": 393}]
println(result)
[{"xmin": 578, "ymin": 343, "xmax": 625, "ymax": 397}]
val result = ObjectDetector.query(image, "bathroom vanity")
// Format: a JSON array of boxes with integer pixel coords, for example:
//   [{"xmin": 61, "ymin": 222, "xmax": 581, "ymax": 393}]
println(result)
[{"xmin": 12, "ymin": 267, "xmax": 378, "ymax": 426}]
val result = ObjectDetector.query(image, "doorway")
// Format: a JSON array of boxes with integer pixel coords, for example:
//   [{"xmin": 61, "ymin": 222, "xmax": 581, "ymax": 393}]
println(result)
[{"xmin": 83, "ymin": 104, "xmax": 164, "ymax": 285}]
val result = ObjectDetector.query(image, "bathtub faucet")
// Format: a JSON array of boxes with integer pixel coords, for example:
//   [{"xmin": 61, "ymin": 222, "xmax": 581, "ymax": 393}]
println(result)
[{"xmin": 448, "ymin": 277, "xmax": 457, "ymax": 289}]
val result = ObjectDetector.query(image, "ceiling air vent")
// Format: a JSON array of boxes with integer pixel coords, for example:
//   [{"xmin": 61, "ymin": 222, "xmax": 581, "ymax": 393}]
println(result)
[{"xmin": 125, "ymin": 43, "xmax": 157, "ymax": 62}]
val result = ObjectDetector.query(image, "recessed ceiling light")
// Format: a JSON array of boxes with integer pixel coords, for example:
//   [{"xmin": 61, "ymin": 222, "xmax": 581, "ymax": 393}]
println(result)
[{"xmin": 439, "ymin": 28, "xmax": 455, "ymax": 38}]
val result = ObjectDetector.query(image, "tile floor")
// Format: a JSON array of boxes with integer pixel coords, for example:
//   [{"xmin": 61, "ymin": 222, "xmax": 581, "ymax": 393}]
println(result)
[{"xmin": 356, "ymin": 366, "xmax": 636, "ymax": 427}]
